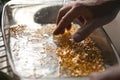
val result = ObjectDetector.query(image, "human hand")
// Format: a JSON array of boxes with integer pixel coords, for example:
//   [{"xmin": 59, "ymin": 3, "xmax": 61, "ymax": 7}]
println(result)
[
  {"xmin": 53, "ymin": 0, "xmax": 119, "ymax": 42},
  {"xmin": 90, "ymin": 65, "xmax": 120, "ymax": 80}
]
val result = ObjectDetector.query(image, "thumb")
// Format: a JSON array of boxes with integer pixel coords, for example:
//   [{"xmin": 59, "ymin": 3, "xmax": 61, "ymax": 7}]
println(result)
[{"xmin": 73, "ymin": 20, "xmax": 97, "ymax": 42}]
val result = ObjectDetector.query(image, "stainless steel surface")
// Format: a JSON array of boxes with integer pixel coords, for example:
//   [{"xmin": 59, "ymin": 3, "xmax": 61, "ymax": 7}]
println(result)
[
  {"xmin": 104, "ymin": 12, "xmax": 120, "ymax": 54},
  {"xmin": 1, "ymin": 0, "xmax": 120, "ymax": 80}
]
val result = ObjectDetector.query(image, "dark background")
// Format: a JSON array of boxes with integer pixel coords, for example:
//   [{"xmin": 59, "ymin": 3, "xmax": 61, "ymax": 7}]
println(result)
[{"xmin": 0, "ymin": 0, "xmax": 10, "ymax": 26}]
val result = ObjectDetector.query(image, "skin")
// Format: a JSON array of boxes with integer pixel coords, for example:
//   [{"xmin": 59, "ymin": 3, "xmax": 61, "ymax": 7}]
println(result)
[
  {"xmin": 53, "ymin": 0, "xmax": 119, "ymax": 42},
  {"xmin": 53, "ymin": 0, "xmax": 120, "ymax": 80}
]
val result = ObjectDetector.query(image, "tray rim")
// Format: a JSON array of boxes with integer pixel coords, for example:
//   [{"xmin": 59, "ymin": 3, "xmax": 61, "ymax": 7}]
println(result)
[{"xmin": 1, "ymin": 1, "xmax": 120, "ymax": 80}]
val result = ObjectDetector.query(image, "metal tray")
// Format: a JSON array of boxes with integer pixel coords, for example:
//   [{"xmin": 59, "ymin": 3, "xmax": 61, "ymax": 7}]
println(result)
[{"xmin": 1, "ymin": 0, "xmax": 120, "ymax": 80}]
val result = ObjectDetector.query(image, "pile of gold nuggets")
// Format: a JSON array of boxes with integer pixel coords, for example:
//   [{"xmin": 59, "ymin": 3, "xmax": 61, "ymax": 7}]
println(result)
[
  {"xmin": 10, "ymin": 23, "xmax": 105, "ymax": 77},
  {"xmin": 54, "ymin": 23, "xmax": 105, "ymax": 76}
]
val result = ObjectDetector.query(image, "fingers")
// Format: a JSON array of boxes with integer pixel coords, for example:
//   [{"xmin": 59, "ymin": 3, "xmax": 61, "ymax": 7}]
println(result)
[
  {"xmin": 54, "ymin": 1, "xmax": 94, "ymax": 35},
  {"xmin": 89, "ymin": 65, "xmax": 120, "ymax": 80},
  {"xmin": 73, "ymin": 7, "xmax": 119, "ymax": 42},
  {"xmin": 56, "ymin": 5, "xmax": 72, "ymax": 32},
  {"xmin": 73, "ymin": 20, "xmax": 96, "ymax": 42},
  {"xmin": 54, "ymin": 0, "xmax": 119, "ymax": 39},
  {"xmin": 56, "ymin": 5, "xmax": 72, "ymax": 25},
  {"xmin": 54, "ymin": 5, "xmax": 86, "ymax": 35}
]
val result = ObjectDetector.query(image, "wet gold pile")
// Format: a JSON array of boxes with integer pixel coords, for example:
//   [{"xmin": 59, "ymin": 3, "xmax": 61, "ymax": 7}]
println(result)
[{"xmin": 54, "ymin": 24, "xmax": 105, "ymax": 77}]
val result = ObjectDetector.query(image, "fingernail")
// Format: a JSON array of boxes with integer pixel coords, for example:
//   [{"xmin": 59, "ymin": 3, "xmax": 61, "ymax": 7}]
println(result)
[{"xmin": 73, "ymin": 33, "xmax": 83, "ymax": 42}]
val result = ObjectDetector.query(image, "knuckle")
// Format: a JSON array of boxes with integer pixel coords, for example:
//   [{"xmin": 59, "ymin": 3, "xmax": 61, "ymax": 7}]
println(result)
[
  {"xmin": 72, "ymin": 2, "xmax": 82, "ymax": 12},
  {"xmin": 59, "ymin": 7, "xmax": 65, "ymax": 14},
  {"xmin": 74, "ymin": 2, "xmax": 80, "ymax": 7}
]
